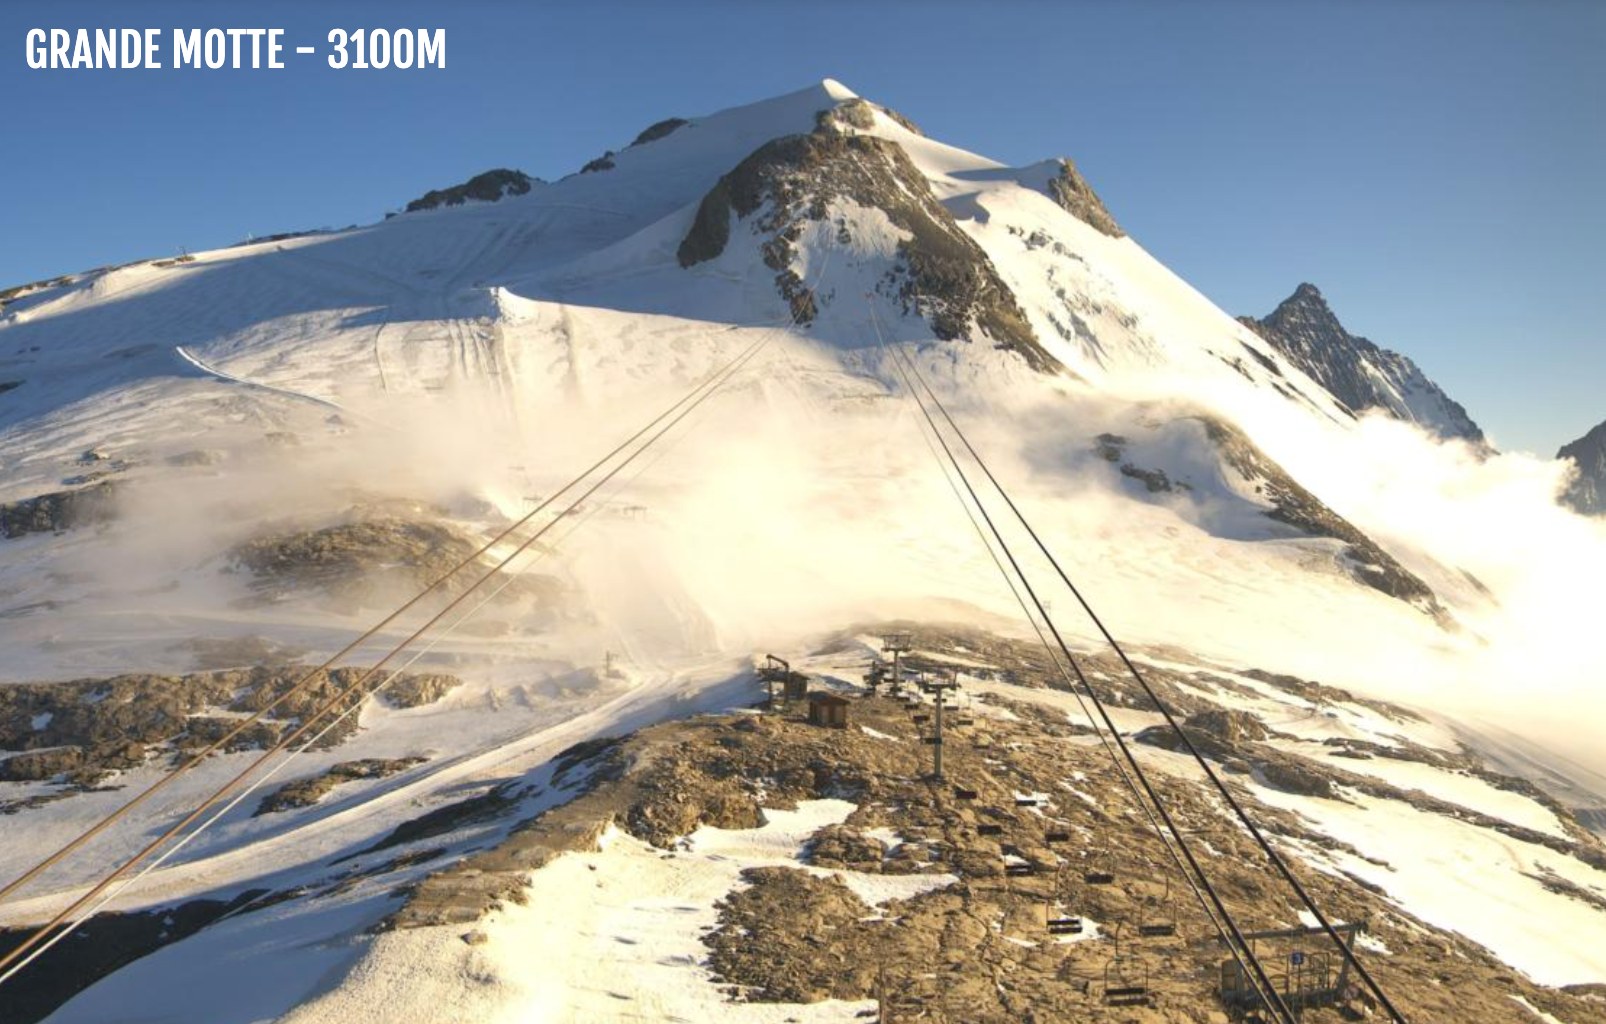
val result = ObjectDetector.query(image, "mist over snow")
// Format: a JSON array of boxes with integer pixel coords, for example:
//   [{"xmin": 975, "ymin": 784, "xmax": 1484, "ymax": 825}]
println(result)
[{"xmin": 1, "ymin": 78, "xmax": 1599, "ymax": 772}]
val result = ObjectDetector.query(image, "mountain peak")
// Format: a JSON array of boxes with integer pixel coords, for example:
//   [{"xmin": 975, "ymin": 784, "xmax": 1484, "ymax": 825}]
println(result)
[
  {"xmin": 1046, "ymin": 159, "xmax": 1124, "ymax": 238},
  {"xmin": 1267, "ymin": 282, "xmax": 1341, "ymax": 333},
  {"xmin": 1242, "ymin": 285, "xmax": 1484, "ymax": 444},
  {"xmin": 1559, "ymin": 418, "xmax": 1606, "ymax": 515},
  {"xmin": 819, "ymin": 77, "xmax": 859, "ymax": 101}
]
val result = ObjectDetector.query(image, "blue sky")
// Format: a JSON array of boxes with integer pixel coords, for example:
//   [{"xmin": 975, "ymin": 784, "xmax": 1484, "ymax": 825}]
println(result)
[{"xmin": 2, "ymin": 1, "xmax": 1600, "ymax": 454}]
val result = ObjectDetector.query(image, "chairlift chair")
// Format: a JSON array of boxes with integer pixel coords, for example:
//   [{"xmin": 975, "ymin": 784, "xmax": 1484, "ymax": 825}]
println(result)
[
  {"xmin": 1103, "ymin": 951, "xmax": 1151, "ymax": 1006},
  {"xmin": 1083, "ymin": 851, "xmax": 1116, "ymax": 886},
  {"xmin": 1137, "ymin": 875, "xmax": 1177, "ymax": 938},
  {"xmin": 1048, "ymin": 915, "xmax": 1084, "ymax": 936}
]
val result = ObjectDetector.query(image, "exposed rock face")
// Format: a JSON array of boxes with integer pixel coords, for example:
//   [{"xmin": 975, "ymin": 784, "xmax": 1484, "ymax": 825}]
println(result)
[
  {"xmin": 804, "ymin": 824, "xmax": 887, "ymax": 871},
  {"xmin": 1559, "ymin": 419, "xmax": 1606, "ymax": 516},
  {"xmin": 404, "ymin": 169, "xmax": 535, "ymax": 213},
  {"xmin": 817, "ymin": 97, "xmax": 924, "ymax": 137},
  {"xmin": 0, "ymin": 666, "xmax": 461, "ymax": 801},
  {"xmin": 1044, "ymin": 158, "xmax": 1124, "ymax": 238},
  {"xmin": 629, "ymin": 117, "xmax": 689, "ymax": 147},
  {"xmin": 255, "ymin": 757, "xmax": 428, "ymax": 815},
  {"xmin": 228, "ymin": 514, "xmax": 561, "ymax": 611},
  {"xmin": 1184, "ymin": 708, "xmax": 1268, "ymax": 745},
  {"xmin": 677, "ymin": 126, "xmax": 1056, "ymax": 372},
  {"xmin": 0, "ymin": 747, "xmax": 87, "ymax": 782},
  {"xmin": 1257, "ymin": 759, "xmax": 1335, "ymax": 799},
  {"xmin": 0, "ymin": 481, "xmax": 118, "ymax": 539},
  {"xmin": 1239, "ymin": 283, "xmax": 1483, "ymax": 443},
  {"xmin": 1197, "ymin": 414, "xmax": 1447, "ymax": 619},
  {"xmin": 1094, "ymin": 417, "xmax": 1445, "ymax": 618},
  {"xmin": 706, "ymin": 867, "xmax": 878, "ymax": 1003},
  {"xmin": 0, "ymin": 274, "xmax": 74, "ymax": 312},
  {"xmin": 233, "ymin": 518, "xmax": 476, "ymax": 600}
]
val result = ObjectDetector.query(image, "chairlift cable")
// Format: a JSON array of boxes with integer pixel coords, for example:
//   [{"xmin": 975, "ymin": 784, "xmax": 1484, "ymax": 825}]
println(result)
[
  {"xmin": 868, "ymin": 307, "xmax": 1294, "ymax": 1023},
  {"xmin": 891, "ymin": 320, "xmax": 1407, "ymax": 1023},
  {"xmin": 0, "ymin": 321, "xmax": 781, "ymax": 987},
  {"xmin": 894, "ymin": 349, "xmax": 1232, "ymax": 946}
]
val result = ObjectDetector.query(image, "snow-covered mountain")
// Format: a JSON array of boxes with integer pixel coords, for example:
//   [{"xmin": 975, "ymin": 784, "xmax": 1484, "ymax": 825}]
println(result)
[
  {"xmin": 1560, "ymin": 419, "xmax": 1606, "ymax": 515},
  {"xmin": 1238, "ymin": 283, "xmax": 1484, "ymax": 444},
  {"xmin": 2, "ymin": 79, "xmax": 1605, "ymax": 1022}
]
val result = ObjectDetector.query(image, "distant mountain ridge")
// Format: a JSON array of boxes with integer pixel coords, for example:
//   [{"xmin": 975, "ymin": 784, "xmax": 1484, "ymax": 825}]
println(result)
[
  {"xmin": 1560, "ymin": 419, "xmax": 1606, "ymax": 515},
  {"xmin": 1240, "ymin": 283, "xmax": 1484, "ymax": 444}
]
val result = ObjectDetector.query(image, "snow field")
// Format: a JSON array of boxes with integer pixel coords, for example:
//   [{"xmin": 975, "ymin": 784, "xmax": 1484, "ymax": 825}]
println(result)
[{"xmin": 278, "ymin": 799, "xmax": 954, "ymax": 1024}]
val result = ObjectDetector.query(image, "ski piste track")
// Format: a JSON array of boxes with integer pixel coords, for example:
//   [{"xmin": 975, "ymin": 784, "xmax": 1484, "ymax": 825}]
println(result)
[{"xmin": 0, "ymin": 302, "xmax": 1412, "ymax": 1022}]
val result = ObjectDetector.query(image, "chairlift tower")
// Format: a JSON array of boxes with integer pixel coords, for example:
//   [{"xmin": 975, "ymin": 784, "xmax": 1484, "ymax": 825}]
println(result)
[
  {"xmin": 760, "ymin": 654, "xmax": 790, "ymax": 709},
  {"xmin": 862, "ymin": 661, "xmax": 888, "ymax": 691},
  {"xmin": 880, "ymin": 632, "xmax": 913, "ymax": 694},
  {"xmin": 920, "ymin": 668, "xmax": 960, "ymax": 781}
]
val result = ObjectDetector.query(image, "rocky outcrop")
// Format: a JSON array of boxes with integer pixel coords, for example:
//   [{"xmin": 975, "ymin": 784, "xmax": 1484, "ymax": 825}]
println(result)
[
  {"xmin": 1559, "ymin": 419, "xmax": 1606, "ymax": 516},
  {"xmin": 228, "ymin": 514, "xmax": 562, "ymax": 611},
  {"xmin": 1183, "ymin": 708, "xmax": 1269, "ymax": 745},
  {"xmin": 0, "ymin": 666, "xmax": 461, "ymax": 799},
  {"xmin": 1239, "ymin": 283, "xmax": 1483, "ymax": 443},
  {"xmin": 1044, "ymin": 159, "xmax": 1124, "ymax": 238},
  {"xmin": 677, "ymin": 126, "xmax": 1056, "ymax": 372},
  {"xmin": 1257, "ymin": 759, "xmax": 1335, "ymax": 799},
  {"xmin": 816, "ymin": 97, "xmax": 924, "ymax": 137},
  {"xmin": 706, "ymin": 867, "xmax": 879, "ymax": 1002},
  {"xmin": 404, "ymin": 169, "xmax": 535, "ymax": 213},
  {"xmin": 255, "ymin": 757, "xmax": 428, "ymax": 815},
  {"xmin": 1197, "ymin": 414, "xmax": 1447, "ymax": 619},
  {"xmin": 0, "ymin": 274, "xmax": 74, "ymax": 312},
  {"xmin": 629, "ymin": 117, "xmax": 689, "ymax": 147},
  {"xmin": 0, "ymin": 481, "xmax": 118, "ymax": 539}
]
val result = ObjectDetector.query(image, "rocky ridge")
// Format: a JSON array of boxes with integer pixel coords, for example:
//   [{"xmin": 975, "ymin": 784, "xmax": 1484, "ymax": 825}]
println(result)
[
  {"xmin": 677, "ymin": 113, "xmax": 1057, "ymax": 372},
  {"xmin": 0, "ymin": 665, "xmax": 461, "ymax": 813},
  {"xmin": 1559, "ymin": 418, "xmax": 1606, "ymax": 516},
  {"xmin": 1094, "ymin": 420, "xmax": 1448, "ymax": 622},
  {"xmin": 1045, "ymin": 158, "xmax": 1124, "ymax": 238},
  {"xmin": 404, "ymin": 169, "xmax": 536, "ymax": 214},
  {"xmin": 1239, "ymin": 284, "xmax": 1483, "ymax": 444}
]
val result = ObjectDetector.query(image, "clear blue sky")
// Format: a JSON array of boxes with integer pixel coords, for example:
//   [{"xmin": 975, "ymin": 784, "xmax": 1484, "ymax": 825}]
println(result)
[{"xmin": 2, "ymin": 1, "xmax": 1600, "ymax": 454}]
